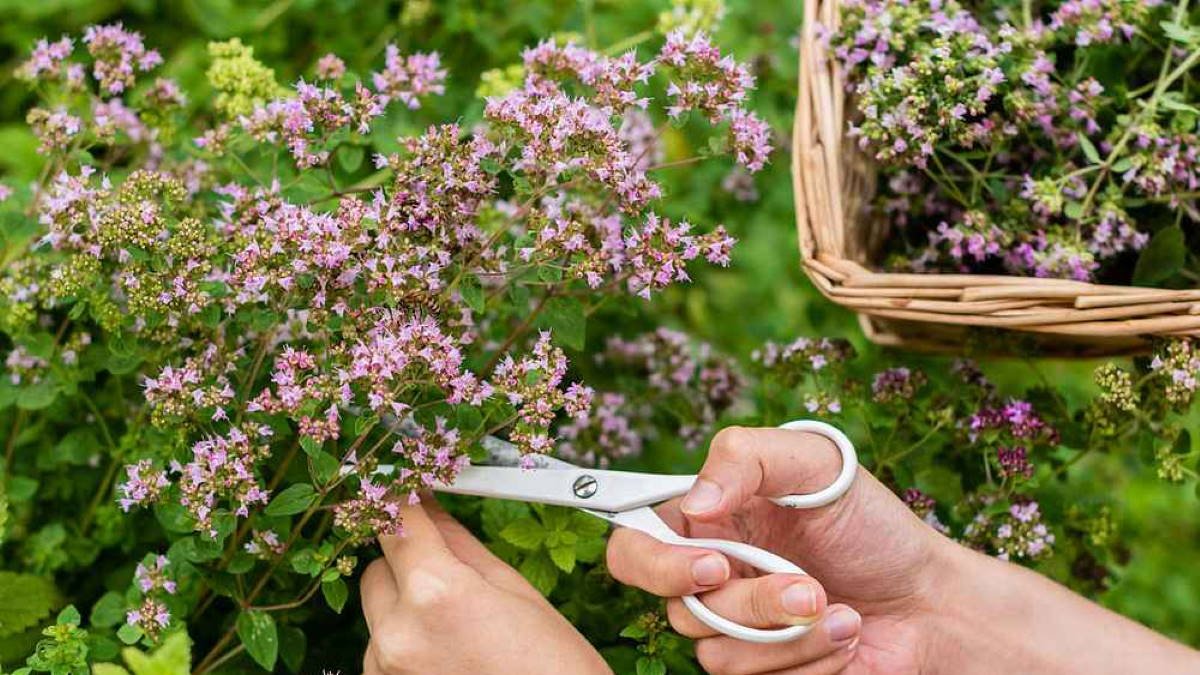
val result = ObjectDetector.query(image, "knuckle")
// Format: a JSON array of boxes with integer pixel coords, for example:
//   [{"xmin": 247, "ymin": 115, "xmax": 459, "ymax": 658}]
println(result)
[
  {"xmin": 666, "ymin": 599, "xmax": 700, "ymax": 637},
  {"xmin": 373, "ymin": 635, "xmax": 422, "ymax": 674},
  {"xmin": 709, "ymin": 426, "xmax": 749, "ymax": 458},
  {"xmin": 401, "ymin": 566, "xmax": 465, "ymax": 616},
  {"xmin": 750, "ymin": 578, "xmax": 781, "ymax": 625},
  {"xmin": 695, "ymin": 638, "xmax": 735, "ymax": 675},
  {"xmin": 362, "ymin": 559, "xmax": 390, "ymax": 592}
]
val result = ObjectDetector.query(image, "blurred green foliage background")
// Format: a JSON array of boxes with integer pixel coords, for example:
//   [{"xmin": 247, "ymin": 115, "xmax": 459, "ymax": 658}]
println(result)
[{"xmin": 0, "ymin": 0, "xmax": 1196, "ymax": 667}]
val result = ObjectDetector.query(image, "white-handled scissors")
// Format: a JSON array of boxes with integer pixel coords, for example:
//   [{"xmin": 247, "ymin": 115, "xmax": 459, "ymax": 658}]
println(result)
[{"xmin": 434, "ymin": 419, "xmax": 858, "ymax": 644}]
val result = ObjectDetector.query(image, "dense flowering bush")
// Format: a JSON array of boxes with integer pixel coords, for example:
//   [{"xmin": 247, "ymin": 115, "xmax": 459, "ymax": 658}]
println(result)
[
  {"xmin": 0, "ymin": 18, "xmax": 773, "ymax": 674},
  {"xmin": 832, "ymin": 0, "xmax": 1200, "ymax": 284}
]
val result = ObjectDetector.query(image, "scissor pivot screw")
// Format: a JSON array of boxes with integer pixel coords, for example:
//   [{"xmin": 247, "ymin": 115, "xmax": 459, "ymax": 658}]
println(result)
[{"xmin": 573, "ymin": 475, "xmax": 598, "ymax": 499}]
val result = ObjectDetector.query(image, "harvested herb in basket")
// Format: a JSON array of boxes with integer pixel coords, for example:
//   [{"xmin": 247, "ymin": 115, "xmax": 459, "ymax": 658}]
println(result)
[{"xmin": 831, "ymin": 0, "xmax": 1200, "ymax": 287}]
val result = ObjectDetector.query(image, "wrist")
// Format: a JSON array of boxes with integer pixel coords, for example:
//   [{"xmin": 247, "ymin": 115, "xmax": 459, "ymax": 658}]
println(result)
[
  {"xmin": 915, "ymin": 537, "xmax": 1058, "ymax": 675},
  {"xmin": 916, "ymin": 538, "xmax": 1200, "ymax": 675}
]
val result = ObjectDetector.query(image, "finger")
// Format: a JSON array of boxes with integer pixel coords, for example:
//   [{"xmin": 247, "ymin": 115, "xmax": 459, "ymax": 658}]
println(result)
[
  {"xmin": 377, "ymin": 500, "xmax": 460, "ymax": 587},
  {"xmin": 421, "ymin": 497, "xmax": 544, "ymax": 601},
  {"xmin": 682, "ymin": 427, "xmax": 846, "ymax": 522},
  {"xmin": 692, "ymin": 605, "xmax": 861, "ymax": 675},
  {"xmin": 363, "ymin": 642, "xmax": 384, "ymax": 675},
  {"xmin": 360, "ymin": 558, "xmax": 400, "ymax": 634},
  {"xmin": 607, "ymin": 526, "xmax": 731, "ymax": 596},
  {"xmin": 765, "ymin": 637, "xmax": 858, "ymax": 675},
  {"xmin": 662, "ymin": 574, "xmax": 827, "ymax": 638}
]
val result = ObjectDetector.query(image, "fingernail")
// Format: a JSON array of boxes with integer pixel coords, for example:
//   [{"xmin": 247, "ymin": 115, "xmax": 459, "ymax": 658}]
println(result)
[
  {"xmin": 781, "ymin": 583, "xmax": 819, "ymax": 618},
  {"xmin": 825, "ymin": 607, "xmax": 861, "ymax": 643},
  {"xmin": 691, "ymin": 555, "xmax": 728, "ymax": 586},
  {"xmin": 681, "ymin": 479, "xmax": 723, "ymax": 515}
]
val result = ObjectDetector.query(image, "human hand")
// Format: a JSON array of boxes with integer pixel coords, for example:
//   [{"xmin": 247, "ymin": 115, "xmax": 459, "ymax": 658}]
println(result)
[
  {"xmin": 606, "ymin": 426, "xmax": 951, "ymax": 674},
  {"xmin": 361, "ymin": 498, "xmax": 612, "ymax": 675}
]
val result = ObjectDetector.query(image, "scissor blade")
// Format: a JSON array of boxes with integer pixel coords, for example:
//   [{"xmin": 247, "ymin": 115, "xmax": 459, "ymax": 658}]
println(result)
[{"xmin": 437, "ymin": 465, "xmax": 696, "ymax": 512}]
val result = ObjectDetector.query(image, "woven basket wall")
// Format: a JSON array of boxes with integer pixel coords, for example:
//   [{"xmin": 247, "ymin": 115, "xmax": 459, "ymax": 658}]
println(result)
[{"xmin": 792, "ymin": 0, "xmax": 1200, "ymax": 356}]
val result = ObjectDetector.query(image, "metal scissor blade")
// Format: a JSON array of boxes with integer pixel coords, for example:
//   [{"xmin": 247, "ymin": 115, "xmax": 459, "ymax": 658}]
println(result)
[
  {"xmin": 437, "ymin": 465, "xmax": 697, "ymax": 513},
  {"xmin": 478, "ymin": 435, "xmax": 578, "ymax": 469}
]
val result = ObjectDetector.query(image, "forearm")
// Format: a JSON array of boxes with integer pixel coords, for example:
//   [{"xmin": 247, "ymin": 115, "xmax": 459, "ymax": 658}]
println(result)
[{"xmin": 923, "ymin": 539, "xmax": 1199, "ymax": 674}]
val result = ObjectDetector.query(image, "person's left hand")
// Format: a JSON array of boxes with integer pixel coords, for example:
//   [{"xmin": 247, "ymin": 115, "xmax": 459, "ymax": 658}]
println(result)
[{"xmin": 360, "ymin": 498, "xmax": 612, "ymax": 675}]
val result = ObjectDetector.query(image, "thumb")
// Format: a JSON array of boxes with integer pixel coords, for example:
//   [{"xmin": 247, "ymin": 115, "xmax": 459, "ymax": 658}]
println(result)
[{"xmin": 681, "ymin": 426, "xmax": 846, "ymax": 521}]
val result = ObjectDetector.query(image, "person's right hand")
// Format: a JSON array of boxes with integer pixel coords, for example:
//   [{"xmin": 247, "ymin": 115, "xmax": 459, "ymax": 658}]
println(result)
[{"xmin": 605, "ymin": 426, "xmax": 953, "ymax": 675}]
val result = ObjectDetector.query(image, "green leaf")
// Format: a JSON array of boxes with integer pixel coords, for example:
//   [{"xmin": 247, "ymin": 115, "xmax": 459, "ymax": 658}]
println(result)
[
  {"xmin": 90, "ymin": 592, "xmax": 125, "ymax": 629},
  {"xmin": 575, "ymin": 537, "xmax": 606, "ymax": 564},
  {"xmin": 338, "ymin": 145, "xmax": 364, "ymax": 173},
  {"xmin": 227, "ymin": 552, "xmax": 256, "ymax": 574},
  {"xmin": 105, "ymin": 351, "xmax": 144, "ymax": 375},
  {"xmin": 1077, "ymin": 133, "xmax": 1101, "ymax": 164},
  {"xmin": 309, "ymin": 451, "xmax": 340, "ymax": 485},
  {"xmin": 1174, "ymin": 429, "xmax": 1191, "ymax": 455},
  {"xmin": 119, "ymin": 631, "xmax": 191, "ymax": 675},
  {"xmin": 480, "ymin": 499, "xmax": 530, "ymax": 539},
  {"xmin": 155, "ymin": 502, "xmax": 198, "ymax": 534},
  {"xmin": 1133, "ymin": 225, "xmax": 1186, "ymax": 286},
  {"xmin": 265, "ymin": 484, "xmax": 318, "ymax": 516},
  {"xmin": 548, "ymin": 545, "xmax": 576, "ymax": 573},
  {"xmin": 117, "ymin": 623, "xmax": 143, "ymax": 645},
  {"xmin": 1162, "ymin": 20, "xmax": 1200, "ymax": 45},
  {"xmin": 460, "ymin": 274, "xmax": 485, "ymax": 313},
  {"xmin": 278, "ymin": 626, "xmax": 306, "ymax": 673},
  {"xmin": 93, "ymin": 664, "xmax": 131, "ymax": 675},
  {"xmin": 619, "ymin": 623, "xmax": 647, "ymax": 639},
  {"xmin": 16, "ymin": 381, "xmax": 58, "ymax": 410},
  {"xmin": 321, "ymin": 578, "xmax": 349, "ymax": 613},
  {"xmin": 236, "ymin": 610, "xmax": 278, "ymax": 671},
  {"xmin": 636, "ymin": 656, "xmax": 667, "ymax": 675},
  {"xmin": 56, "ymin": 605, "xmax": 80, "ymax": 626},
  {"xmin": 518, "ymin": 552, "xmax": 559, "ymax": 595},
  {"xmin": 569, "ymin": 511, "xmax": 609, "ymax": 539},
  {"xmin": 1063, "ymin": 201, "xmax": 1084, "ymax": 221},
  {"xmin": 354, "ymin": 413, "xmax": 379, "ymax": 437},
  {"xmin": 1111, "ymin": 157, "xmax": 1134, "ymax": 173},
  {"xmin": 536, "ymin": 296, "xmax": 586, "ymax": 350},
  {"xmin": 299, "ymin": 437, "xmax": 322, "ymax": 457},
  {"xmin": 1161, "ymin": 92, "xmax": 1200, "ymax": 115},
  {"xmin": 7, "ymin": 476, "xmax": 37, "ymax": 502},
  {"xmin": 500, "ymin": 517, "xmax": 546, "ymax": 550},
  {"xmin": 0, "ymin": 572, "xmax": 59, "ymax": 638}
]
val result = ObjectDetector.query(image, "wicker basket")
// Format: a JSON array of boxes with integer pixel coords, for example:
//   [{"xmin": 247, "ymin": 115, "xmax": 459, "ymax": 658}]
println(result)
[{"xmin": 792, "ymin": 0, "xmax": 1200, "ymax": 356}]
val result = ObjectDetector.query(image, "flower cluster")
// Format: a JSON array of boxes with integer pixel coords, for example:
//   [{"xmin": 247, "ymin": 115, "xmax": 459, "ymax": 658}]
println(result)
[
  {"xmin": 752, "ymin": 336, "xmax": 854, "ymax": 381},
  {"xmin": 1150, "ymin": 340, "xmax": 1200, "ymax": 405},
  {"xmin": 660, "ymin": 31, "xmax": 772, "ymax": 170},
  {"xmin": 125, "ymin": 554, "xmax": 176, "ymax": 638},
  {"xmin": 82, "ymin": 23, "xmax": 162, "ymax": 96},
  {"xmin": 964, "ymin": 499, "xmax": 1056, "ymax": 561},
  {"xmin": 601, "ymin": 328, "xmax": 742, "ymax": 448},
  {"xmin": 871, "ymin": 367, "xmax": 927, "ymax": 403},
  {"xmin": 557, "ymin": 392, "xmax": 643, "ymax": 467},
  {"xmin": 969, "ymin": 400, "xmax": 1058, "ymax": 445}
]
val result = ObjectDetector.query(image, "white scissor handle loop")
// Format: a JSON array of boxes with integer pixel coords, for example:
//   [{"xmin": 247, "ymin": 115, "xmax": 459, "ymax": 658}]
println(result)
[
  {"xmin": 769, "ymin": 419, "xmax": 858, "ymax": 509},
  {"xmin": 679, "ymin": 419, "xmax": 857, "ymax": 643}
]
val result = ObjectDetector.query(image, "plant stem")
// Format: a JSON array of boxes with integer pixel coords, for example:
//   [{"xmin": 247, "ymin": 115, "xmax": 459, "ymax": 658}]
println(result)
[
  {"xmin": 4, "ymin": 409, "xmax": 26, "ymax": 474},
  {"xmin": 483, "ymin": 289, "xmax": 555, "ymax": 372}
]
